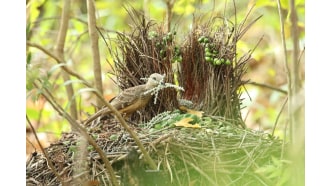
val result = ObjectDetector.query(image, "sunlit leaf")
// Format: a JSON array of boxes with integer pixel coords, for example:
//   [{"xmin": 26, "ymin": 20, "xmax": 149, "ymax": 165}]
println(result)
[
  {"xmin": 28, "ymin": 0, "xmax": 43, "ymax": 23},
  {"xmin": 179, "ymin": 105, "xmax": 204, "ymax": 118},
  {"xmin": 173, "ymin": 0, "xmax": 195, "ymax": 15},
  {"xmin": 174, "ymin": 118, "xmax": 201, "ymax": 128},
  {"xmin": 27, "ymin": 52, "xmax": 32, "ymax": 65},
  {"xmin": 267, "ymin": 68, "xmax": 276, "ymax": 77},
  {"xmin": 26, "ymin": 108, "xmax": 40, "ymax": 121},
  {"xmin": 40, "ymin": 76, "xmax": 52, "ymax": 90},
  {"xmin": 186, "ymin": 108, "xmax": 204, "ymax": 118},
  {"xmin": 255, "ymin": 0, "xmax": 276, "ymax": 8},
  {"xmin": 48, "ymin": 63, "xmax": 67, "ymax": 77},
  {"xmin": 38, "ymin": 120, "xmax": 70, "ymax": 138},
  {"xmin": 63, "ymin": 79, "xmax": 84, "ymax": 86},
  {"xmin": 77, "ymin": 88, "xmax": 99, "ymax": 94}
]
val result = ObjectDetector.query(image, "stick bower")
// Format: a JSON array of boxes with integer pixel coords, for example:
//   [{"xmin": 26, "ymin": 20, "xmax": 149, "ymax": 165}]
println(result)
[
  {"xmin": 106, "ymin": 10, "xmax": 256, "ymax": 127},
  {"xmin": 26, "ymin": 114, "xmax": 285, "ymax": 186}
]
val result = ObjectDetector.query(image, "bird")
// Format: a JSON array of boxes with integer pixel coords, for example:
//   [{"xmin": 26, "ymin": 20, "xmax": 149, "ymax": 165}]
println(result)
[{"xmin": 83, "ymin": 73, "xmax": 165, "ymax": 125}]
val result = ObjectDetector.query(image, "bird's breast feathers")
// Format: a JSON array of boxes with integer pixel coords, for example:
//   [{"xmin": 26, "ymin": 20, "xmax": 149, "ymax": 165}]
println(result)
[{"xmin": 110, "ymin": 85, "xmax": 152, "ymax": 113}]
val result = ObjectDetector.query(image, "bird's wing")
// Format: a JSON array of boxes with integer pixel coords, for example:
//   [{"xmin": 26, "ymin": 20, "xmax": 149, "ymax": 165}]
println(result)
[{"xmin": 110, "ymin": 85, "xmax": 146, "ymax": 111}]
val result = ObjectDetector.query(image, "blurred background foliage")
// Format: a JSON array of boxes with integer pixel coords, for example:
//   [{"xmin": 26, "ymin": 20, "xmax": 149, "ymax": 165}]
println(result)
[{"xmin": 26, "ymin": 0, "xmax": 304, "ymax": 159}]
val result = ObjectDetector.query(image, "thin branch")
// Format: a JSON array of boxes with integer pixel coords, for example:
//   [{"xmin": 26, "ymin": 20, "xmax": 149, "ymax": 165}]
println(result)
[
  {"xmin": 87, "ymin": 0, "xmax": 103, "ymax": 107},
  {"xmin": 297, "ymin": 46, "xmax": 305, "ymax": 66},
  {"xmin": 247, "ymin": 82, "xmax": 287, "ymax": 94},
  {"xmin": 237, "ymin": 15, "xmax": 263, "ymax": 41},
  {"xmin": 276, "ymin": 0, "xmax": 290, "ymax": 85},
  {"xmin": 288, "ymin": 1, "xmax": 304, "ymax": 185},
  {"xmin": 272, "ymin": 97, "xmax": 288, "ymax": 136},
  {"xmin": 26, "ymin": 136, "xmax": 37, "ymax": 152},
  {"xmin": 27, "ymin": 42, "xmax": 61, "ymax": 62},
  {"xmin": 27, "ymin": 42, "xmax": 93, "ymax": 88},
  {"xmin": 54, "ymin": 0, "xmax": 78, "ymax": 120},
  {"xmin": 290, "ymin": 0, "xmax": 301, "ymax": 90},
  {"xmin": 54, "ymin": 0, "xmax": 70, "ymax": 57},
  {"xmin": 26, "ymin": 115, "xmax": 65, "ymax": 186},
  {"xmin": 165, "ymin": 0, "xmax": 174, "ymax": 32},
  {"xmin": 276, "ymin": 0, "xmax": 292, "ymax": 142},
  {"xmin": 72, "ymin": 17, "xmax": 118, "ymax": 33}
]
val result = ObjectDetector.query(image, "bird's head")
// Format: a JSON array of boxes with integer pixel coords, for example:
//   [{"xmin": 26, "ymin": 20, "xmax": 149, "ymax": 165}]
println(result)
[{"xmin": 146, "ymin": 73, "xmax": 165, "ymax": 88}]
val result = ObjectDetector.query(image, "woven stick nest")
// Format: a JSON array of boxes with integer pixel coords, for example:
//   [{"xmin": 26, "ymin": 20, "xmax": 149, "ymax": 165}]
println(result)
[
  {"xmin": 26, "ymin": 115, "xmax": 283, "ymax": 186},
  {"xmin": 26, "ymin": 8, "xmax": 283, "ymax": 186}
]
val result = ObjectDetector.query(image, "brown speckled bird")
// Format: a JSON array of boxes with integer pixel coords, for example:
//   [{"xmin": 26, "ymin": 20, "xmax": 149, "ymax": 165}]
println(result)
[{"xmin": 84, "ymin": 73, "xmax": 165, "ymax": 125}]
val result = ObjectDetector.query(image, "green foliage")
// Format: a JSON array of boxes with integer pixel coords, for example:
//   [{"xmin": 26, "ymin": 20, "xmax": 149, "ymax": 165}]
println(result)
[
  {"xmin": 26, "ymin": 107, "xmax": 42, "ymax": 121},
  {"xmin": 173, "ymin": 0, "xmax": 196, "ymax": 15},
  {"xmin": 255, "ymin": 156, "xmax": 292, "ymax": 186},
  {"xmin": 37, "ymin": 120, "xmax": 70, "ymax": 138}
]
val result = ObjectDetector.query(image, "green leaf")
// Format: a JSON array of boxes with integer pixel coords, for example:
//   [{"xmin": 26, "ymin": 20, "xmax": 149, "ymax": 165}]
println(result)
[
  {"xmin": 255, "ymin": 0, "xmax": 276, "ymax": 8},
  {"xmin": 26, "ymin": 108, "xmax": 40, "ymax": 121},
  {"xmin": 63, "ymin": 79, "xmax": 84, "ymax": 86},
  {"xmin": 109, "ymin": 134, "xmax": 118, "ymax": 141},
  {"xmin": 48, "ymin": 63, "xmax": 67, "ymax": 77},
  {"xmin": 173, "ymin": 0, "xmax": 196, "ymax": 15},
  {"xmin": 77, "ymin": 88, "xmax": 99, "ymax": 94},
  {"xmin": 26, "ymin": 52, "xmax": 32, "ymax": 65},
  {"xmin": 87, "ymin": 145, "xmax": 94, "ymax": 151},
  {"xmin": 154, "ymin": 123, "xmax": 162, "ymax": 130}
]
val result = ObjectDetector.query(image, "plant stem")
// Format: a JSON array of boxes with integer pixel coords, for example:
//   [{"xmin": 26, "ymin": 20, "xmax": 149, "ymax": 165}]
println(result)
[
  {"xmin": 87, "ymin": 0, "xmax": 104, "ymax": 108},
  {"xmin": 54, "ymin": 0, "xmax": 78, "ymax": 121}
]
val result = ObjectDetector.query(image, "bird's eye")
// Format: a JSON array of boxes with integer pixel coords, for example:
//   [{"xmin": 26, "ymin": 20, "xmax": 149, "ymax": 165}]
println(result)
[{"xmin": 152, "ymin": 77, "xmax": 157, "ymax": 80}]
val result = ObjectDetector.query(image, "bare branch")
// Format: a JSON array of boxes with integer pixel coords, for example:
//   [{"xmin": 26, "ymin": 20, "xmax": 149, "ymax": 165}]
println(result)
[
  {"xmin": 290, "ymin": 0, "xmax": 301, "ymax": 90},
  {"xmin": 87, "ymin": 0, "xmax": 104, "ymax": 107},
  {"xmin": 165, "ymin": 0, "xmax": 175, "ymax": 32},
  {"xmin": 276, "ymin": 0, "xmax": 292, "ymax": 142},
  {"xmin": 54, "ymin": 0, "xmax": 78, "ymax": 120},
  {"xmin": 26, "ymin": 42, "xmax": 93, "ymax": 88},
  {"xmin": 247, "ymin": 82, "xmax": 287, "ymax": 94},
  {"xmin": 271, "ymin": 97, "xmax": 288, "ymax": 136}
]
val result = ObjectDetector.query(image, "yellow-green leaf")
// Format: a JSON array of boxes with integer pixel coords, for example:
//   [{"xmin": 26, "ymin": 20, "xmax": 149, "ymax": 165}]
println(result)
[{"xmin": 174, "ymin": 118, "xmax": 201, "ymax": 128}]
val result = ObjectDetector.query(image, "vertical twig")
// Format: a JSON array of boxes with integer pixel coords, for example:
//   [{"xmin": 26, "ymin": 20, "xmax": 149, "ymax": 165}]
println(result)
[
  {"xmin": 87, "ymin": 0, "xmax": 104, "ymax": 108},
  {"xmin": 271, "ymin": 97, "xmax": 288, "ymax": 136},
  {"xmin": 54, "ymin": 0, "xmax": 78, "ymax": 120},
  {"xmin": 276, "ymin": 0, "xmax": 291, "ymax": 140},
  {"xmin": 277, "ymin": 0, "xmax": 304, "ymax": 185},
  {"xmin": 165, "ymin": 0, "xmax": 174, "ymax": 32},
  {"xmin": 289, "ymin": 1, "xmax": 304, "ymax": 186},
  {"xmin": 289, "ymin": 0, "xmax": 303, "ymax": 146},
  {"xmin": 290, "ymin": 0, "xmax": 301, "ymax": 91}
]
